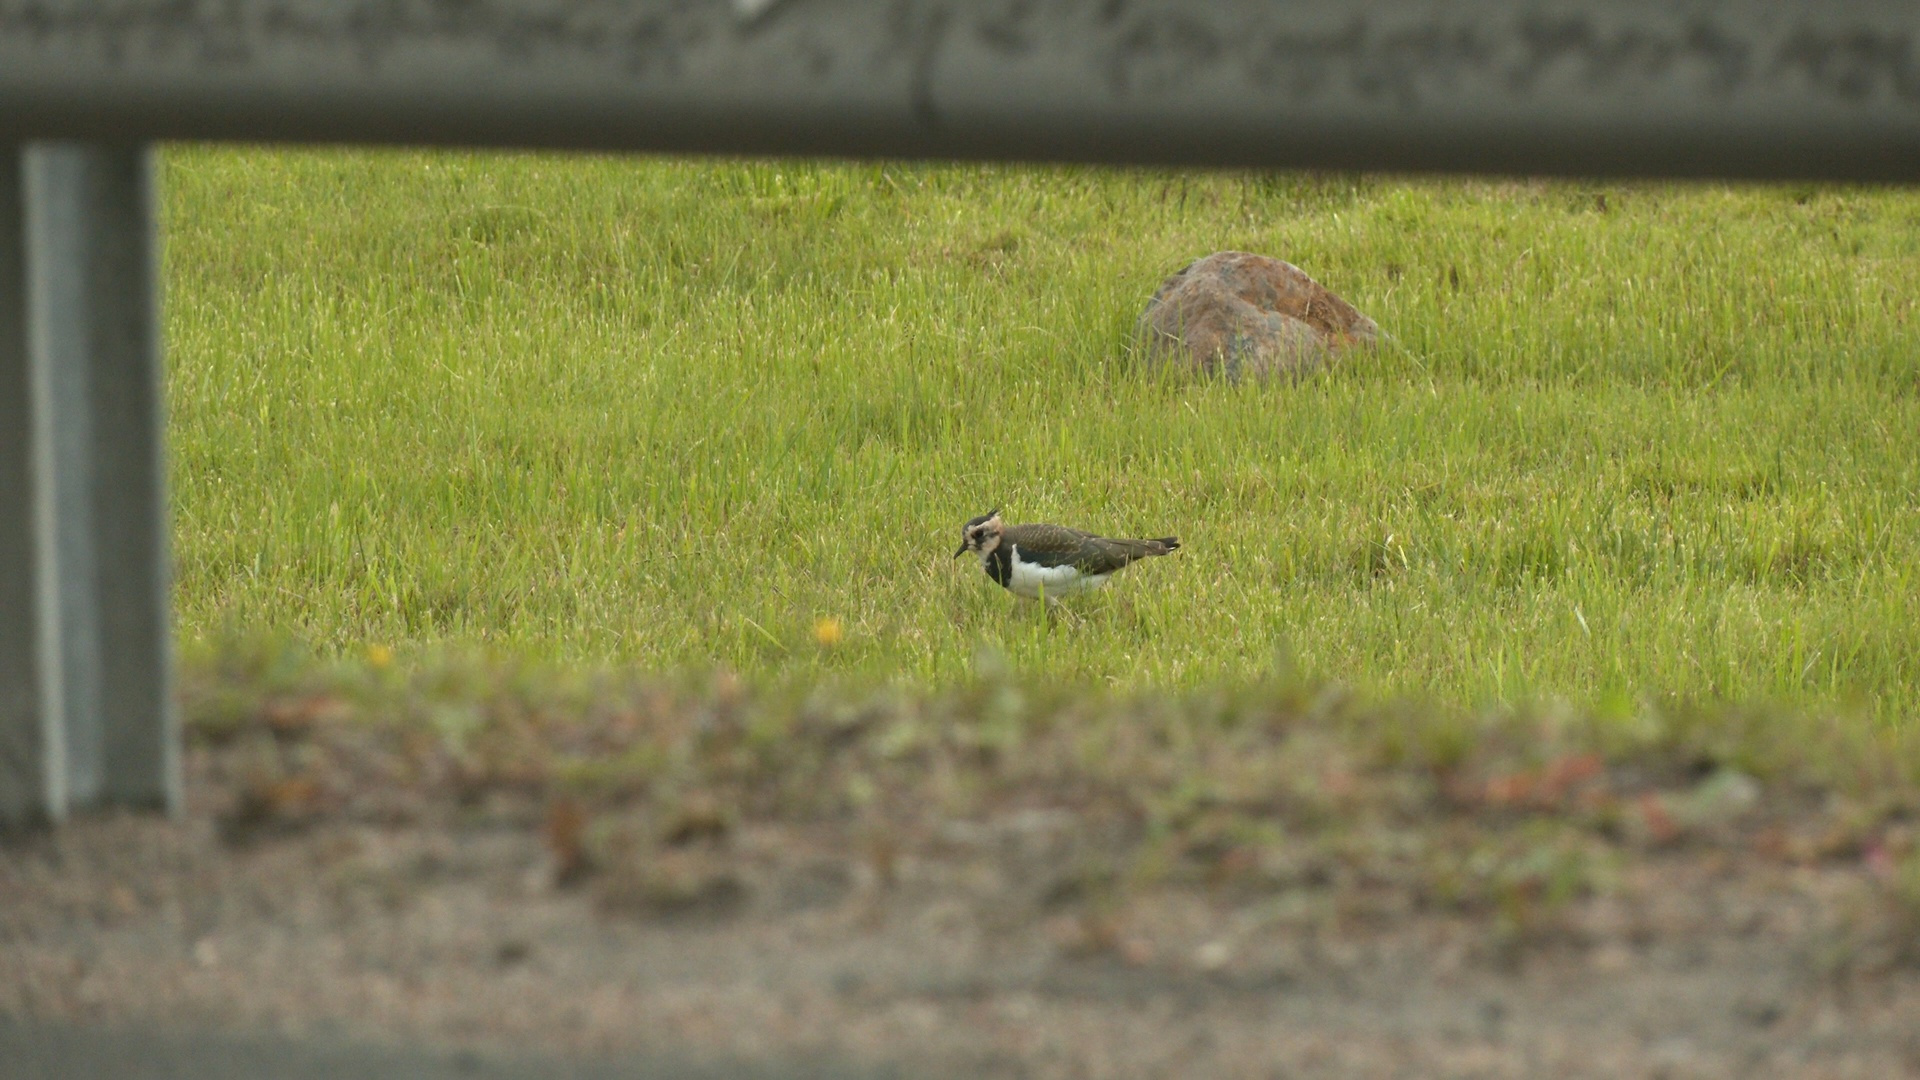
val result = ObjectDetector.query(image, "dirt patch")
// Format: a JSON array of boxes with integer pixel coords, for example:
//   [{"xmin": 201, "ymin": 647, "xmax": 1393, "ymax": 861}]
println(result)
[{"xmin": 4, "ymin": 660, "xmax": 1920, "ymax": 1077}]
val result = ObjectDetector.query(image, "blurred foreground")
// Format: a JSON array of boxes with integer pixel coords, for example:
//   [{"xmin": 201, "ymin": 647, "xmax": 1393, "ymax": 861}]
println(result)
[{"xmin": 4, "ymin": 654, "xmax": 1919, "ymax": 1076}]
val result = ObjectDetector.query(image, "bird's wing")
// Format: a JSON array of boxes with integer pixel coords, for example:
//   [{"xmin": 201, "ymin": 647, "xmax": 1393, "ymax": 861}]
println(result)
[
  {"xmin": 1006, "ymin": 524, "xmax": 1162, "ymax": 574},
  {"xmin": 1079, "ymin": 537, "xmax": 1173, "ymax": 571},
  {"xmin": 1002, "ymin": 523, "xmax": 1100, "ymax": 569}
]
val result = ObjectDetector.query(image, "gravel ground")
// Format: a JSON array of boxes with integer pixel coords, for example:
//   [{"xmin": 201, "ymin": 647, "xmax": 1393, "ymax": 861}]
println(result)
[
  {"xmin": 5, "ymin": 803, "xmax": 1920, "ymax": 1079},
  {"xmin": 7, "ymin": 673, "xmax": 1920, "ymax": 1078}
]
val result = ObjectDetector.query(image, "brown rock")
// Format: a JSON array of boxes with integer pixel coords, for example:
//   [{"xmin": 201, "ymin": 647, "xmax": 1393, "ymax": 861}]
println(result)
[{"xmin": 1137, "ymin": 252, "xmax": 1380, "ymax": 379}]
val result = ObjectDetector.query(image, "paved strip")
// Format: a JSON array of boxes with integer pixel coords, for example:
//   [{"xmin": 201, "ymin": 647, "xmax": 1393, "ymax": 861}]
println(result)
[{"xmin": 0, "ymin": 1018, "xmax": 893, "ymax": 1080}]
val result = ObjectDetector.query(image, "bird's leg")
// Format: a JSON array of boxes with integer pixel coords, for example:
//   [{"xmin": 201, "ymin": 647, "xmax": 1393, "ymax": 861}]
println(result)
[{"xmin": 1042, "ymin": 595, "xmax": 1081, "ymax": 626}]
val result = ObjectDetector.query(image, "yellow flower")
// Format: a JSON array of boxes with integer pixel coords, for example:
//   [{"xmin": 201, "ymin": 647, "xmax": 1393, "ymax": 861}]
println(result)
[
  {"xmin": 366, "ymin": 643, "xmax": 393, "ymax": 669},
  {"xmin": 812, "ymin": 617, "xmax": 845, "ymax": 648}
]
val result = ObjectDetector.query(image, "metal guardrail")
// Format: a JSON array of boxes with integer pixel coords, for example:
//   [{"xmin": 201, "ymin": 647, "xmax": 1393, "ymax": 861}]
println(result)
[
  {"xmin": 0, "ymin": 146, "xmax": 173, "ymax": 825},
  {"xmin": 2, "ymin": 0, "xmax": 1918, "ymax": 824},
  {"xmin": 2, "ymin": 0, "xmax": 1919, "ymax": 178}
]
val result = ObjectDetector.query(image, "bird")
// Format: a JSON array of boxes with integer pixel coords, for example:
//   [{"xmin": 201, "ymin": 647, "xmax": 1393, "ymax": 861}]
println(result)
[{"xmin": 953, "ymin": 509, "xmax": 1179, "ymax": 604}]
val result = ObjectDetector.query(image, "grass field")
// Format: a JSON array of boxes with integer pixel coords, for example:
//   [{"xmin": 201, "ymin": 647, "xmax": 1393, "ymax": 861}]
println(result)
[{"xmin": 162, "ymin": 148, "xmax": 1920, "ymax": 721}]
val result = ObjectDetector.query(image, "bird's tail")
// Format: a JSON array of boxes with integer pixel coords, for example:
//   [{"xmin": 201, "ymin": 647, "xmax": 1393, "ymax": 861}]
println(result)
[{"xmin": 1108, "ymin": 536, "xmax": 1180, "ymax": 562}]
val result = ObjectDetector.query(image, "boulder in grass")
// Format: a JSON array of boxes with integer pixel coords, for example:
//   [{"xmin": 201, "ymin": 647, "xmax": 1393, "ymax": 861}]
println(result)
[{"xmin": 1137, "ymin": 252, "xmax": 1380, "ymax": 380}]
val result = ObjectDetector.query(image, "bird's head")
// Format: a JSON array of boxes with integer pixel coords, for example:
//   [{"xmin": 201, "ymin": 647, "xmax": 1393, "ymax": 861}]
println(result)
[{"xmin": 954, "ymin": 509, "xmax": 1005, "ymax": 559}]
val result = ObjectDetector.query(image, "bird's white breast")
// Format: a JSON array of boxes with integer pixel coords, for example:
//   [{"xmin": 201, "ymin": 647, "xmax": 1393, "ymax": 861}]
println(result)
[{"xmin": 1007, "ymin": 545, "xmax": 1109, "ymax": 600}]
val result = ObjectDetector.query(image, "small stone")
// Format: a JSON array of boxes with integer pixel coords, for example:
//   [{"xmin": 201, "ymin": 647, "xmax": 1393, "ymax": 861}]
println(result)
[
  {"xmin": 1735, "ymin": 997, "xmax": 1785, "ymax": 1028},
  {"xmin": 1193, "ymin": 939, "xmax": 1234, "ymax": 971},
  {"xmin": 1138, "ymin": 251, "xmax": 1380, "ymax": 380},
  {"xmin": 1054, "ymin": 911, "xmax": 1125, "ymax": 958},
  {"xmin": 661, "ymin": 791, "xmax": 732, "ymax": 847},
  {"xmin": 1679, "ymin": 769, "xmax": 1762, "ymax": 829},
  {"xmin": 595, "ymin": 852, "xmax": 750, "ymax": 923}
]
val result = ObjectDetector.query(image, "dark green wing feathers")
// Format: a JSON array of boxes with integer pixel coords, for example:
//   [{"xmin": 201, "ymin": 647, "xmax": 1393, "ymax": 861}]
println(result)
[
  {"xmin": 998, "ymin": 524, "xmax": 1094, "ymax": 568},
  {"xmin": 1002, "ymin": 523, "xmax": 1179, "ymax": 575}
]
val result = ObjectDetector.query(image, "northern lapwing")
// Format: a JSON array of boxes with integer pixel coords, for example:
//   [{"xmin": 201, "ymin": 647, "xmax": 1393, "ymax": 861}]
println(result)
[{"xmin": 954, "ymin": 510, "xmax": 1179, "ymax": 604}]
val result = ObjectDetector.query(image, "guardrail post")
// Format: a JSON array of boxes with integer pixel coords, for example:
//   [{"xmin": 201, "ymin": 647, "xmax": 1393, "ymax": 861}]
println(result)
[
  {"xmin": 15, "ymin": 143, "xmax": 178, "ymax": 819},
  {"xmin": 0, "ymin": 145, "xmax": 68, "ymax": 826}
]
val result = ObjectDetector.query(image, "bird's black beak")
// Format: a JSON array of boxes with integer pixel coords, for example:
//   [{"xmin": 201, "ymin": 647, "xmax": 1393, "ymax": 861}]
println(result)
[{"xmin": 953, "ymin": 542, "xmax": 968, "ymax": 559}]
